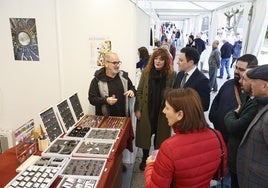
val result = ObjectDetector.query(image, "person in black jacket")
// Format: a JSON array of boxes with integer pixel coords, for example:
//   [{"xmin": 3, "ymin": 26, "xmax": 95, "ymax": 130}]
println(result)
[
  {"xmin": 88, "ymin": 52, "xmax": 136, "ymax": 117},
  {"xmin": 209, "ymin": 54, "xmax": 258, "ymax": 144},
  {"xmin": 224, "ymin": 67, "xmax": 259, "ymax": 188},
  {"xmin": 194, "ymin": 33, "xmax": 206, "ymax": 55},
  {"xmin": 218, "ymin": 39, "xmax": 233, "ymax": 79}
]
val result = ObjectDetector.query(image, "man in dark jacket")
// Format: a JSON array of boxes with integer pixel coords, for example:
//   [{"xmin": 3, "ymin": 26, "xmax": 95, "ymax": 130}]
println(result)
[
  {"xmin": 224, "ymin": 67, "xmax": 259, "ymax": 188},
  {"xmin": 194, "ymin": 33, "xmax": 206, "ymax": 55},
  {"xmin": 209, "ymin": 54, "xmax": 258, "ymax": 144},
  {"xmin": 88, "ymin": 52, "xmax": 136, "ymax": 116},
  {"xmin": 218, "ymin": 39, "xmax": 233, "ymax": 79},
  {"xmin": 174, "ymin": 47, "xmax": 210, "ymax": 111}
]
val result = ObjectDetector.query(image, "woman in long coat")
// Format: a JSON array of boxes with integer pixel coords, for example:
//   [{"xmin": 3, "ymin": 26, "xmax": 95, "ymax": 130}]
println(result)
[{"xmin": 134, "ymin": 47, "xmax": 176, "ymax": 171}]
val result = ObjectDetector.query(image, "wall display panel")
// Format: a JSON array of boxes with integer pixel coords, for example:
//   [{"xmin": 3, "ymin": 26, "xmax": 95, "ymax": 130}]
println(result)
[
  {"xmin": 68, "ymin": 93, "xmax": 84, "ymax": 122},
  {"xmin": 39, "ymin": 107, "xmax": 63, "ymax": 143},
  {"xmin": 55, "ymin": 99, "xmax": 76, "ymax": 133}
]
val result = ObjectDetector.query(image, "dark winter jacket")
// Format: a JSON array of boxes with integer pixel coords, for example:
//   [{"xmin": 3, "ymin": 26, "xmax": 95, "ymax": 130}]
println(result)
[{"xmin": 88, "ymin": 67, "xmax": 136, "ymax": 116}]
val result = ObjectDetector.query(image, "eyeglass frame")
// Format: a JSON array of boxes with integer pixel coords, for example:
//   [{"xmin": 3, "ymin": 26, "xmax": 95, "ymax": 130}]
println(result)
[{"xmin": 106, "ymin": 60, "xmax": 122, "ymax": 65}]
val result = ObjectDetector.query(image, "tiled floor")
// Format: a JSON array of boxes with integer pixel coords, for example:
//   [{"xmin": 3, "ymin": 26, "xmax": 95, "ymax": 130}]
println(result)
[{"xmin": 123, "ymin": 148, "xmax": 145, "ymax": 188}]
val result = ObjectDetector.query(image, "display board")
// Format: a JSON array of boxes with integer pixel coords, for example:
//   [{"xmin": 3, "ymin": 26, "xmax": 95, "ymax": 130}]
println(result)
[
  {"xmin": 68, "ymin": 93, "xmax": 84, "ymax": 122},
  {"xmin": 39, "ymin": 107, "xmax": 63, "ymax": 143},
  {"xmin": 14, "ymin": 119, "xmax": 37, "ymax": 164},
  {"xmin": 56, "ymin": 99, "xmax": 76, "ymax": 132}
]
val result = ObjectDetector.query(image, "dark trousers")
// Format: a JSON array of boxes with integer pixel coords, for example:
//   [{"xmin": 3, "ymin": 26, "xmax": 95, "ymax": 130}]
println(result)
[
  {"xmin": 230, "ymin": 170, "xmax": 239, "ymax": 188},
  {"xmin": 209, "ymin": 66, "xmax": 218, "ymax": 91}
]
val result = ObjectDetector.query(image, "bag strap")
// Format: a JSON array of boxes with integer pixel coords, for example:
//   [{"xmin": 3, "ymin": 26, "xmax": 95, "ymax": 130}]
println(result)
[{"xmin": 210, "ymin": 128, "xmax": 224, "ymax": 188}]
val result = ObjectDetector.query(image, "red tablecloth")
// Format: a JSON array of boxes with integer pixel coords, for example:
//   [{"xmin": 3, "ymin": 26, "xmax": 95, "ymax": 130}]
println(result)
[{"xmin": 0, "ymin": 117, "xmax": 133, "ymax": 188}]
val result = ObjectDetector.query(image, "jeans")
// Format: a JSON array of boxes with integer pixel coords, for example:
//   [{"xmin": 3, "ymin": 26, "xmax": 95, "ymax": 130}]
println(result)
[
  {"xmin": 216, "ymin": 170, "xmax": 231, "ymax": 188},
  {"xmin": 219, "ymin": 58, "xmax": 231, "ymax": 78}
]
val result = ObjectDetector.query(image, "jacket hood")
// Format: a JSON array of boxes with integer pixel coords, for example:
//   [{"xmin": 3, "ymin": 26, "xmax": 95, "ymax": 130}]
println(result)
[
  {"xmin": 94, "ymin": 67, "xmax": 110, "ymax": 82},
  {"xmin": 94, "ymin": 67, "xmax": 127, "ymax": 82}
]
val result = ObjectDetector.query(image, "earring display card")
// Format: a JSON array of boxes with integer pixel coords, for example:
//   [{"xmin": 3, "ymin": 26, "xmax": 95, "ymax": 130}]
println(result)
[
  {"xmin": 65, "ymin": 115, "xmax": 104, "ymax": 138},
  {"xmin": 101, "ymin": 116, "xmax": 126, "ymax": 128},
  {"xmin": 42, "ymin": 138, "xmax": 81, "ymax": 157},
  {"xmin": 86, "ymin": 128, "xmax": 120, "ymax": 142},
  {"xmin": 56, "ymin": 99, "xmax": 76, "ymax": 133},
  {"xmin": 60, "ymin": 157, "xmax": 106, "ymax": 179},
  {"xmin": 39, "ymin": 107, "xmax": 64, "ymax": 143},
  {"xmin": 73, "ymin": 139, "xmax": 114, "ymax": 158},
  {"xmin": 14, "ymin": 119, "xmax": 37, "ymax": 164},
  {"xmin": 4, "ymin": 165, "xmax": 61, "ymax": 188},
  {"xmin": 33, "ymin": 156, "xmax": 68, "ymax": 168},
  {"xmin": 57, "ymin": 177, "xmax": 99, "ymax": 188},
  {"xmin": 68, "ymin": 93, "xmax": 84, "ymax": 122}
]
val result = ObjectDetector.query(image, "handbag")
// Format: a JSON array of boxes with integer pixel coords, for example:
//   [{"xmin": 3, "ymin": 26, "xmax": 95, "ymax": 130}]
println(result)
[{"xmin": 210, "ymin": 128, "xmax": 225, "ymax": 188}]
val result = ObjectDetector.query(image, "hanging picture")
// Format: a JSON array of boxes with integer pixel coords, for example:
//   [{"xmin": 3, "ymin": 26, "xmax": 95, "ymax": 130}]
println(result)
[
  {"xmin": 89, "ymin": 35, "xmax": 111, "ymax": 67},
  {"xmin": 9, "ymin": 18, "xmax": 40, "ymax": 61}
]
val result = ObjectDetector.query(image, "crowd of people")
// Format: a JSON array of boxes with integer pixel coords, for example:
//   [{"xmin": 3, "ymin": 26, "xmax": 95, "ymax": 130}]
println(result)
[{"xmin": 87, "ymin": 24, "xmax": 268, "ymax": 188}]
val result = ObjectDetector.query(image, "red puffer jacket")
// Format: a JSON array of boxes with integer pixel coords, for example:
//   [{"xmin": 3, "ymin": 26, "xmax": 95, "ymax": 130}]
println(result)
[{"xmin": 145, "ymin": 128, "xmax": 227, "ymax": 188}]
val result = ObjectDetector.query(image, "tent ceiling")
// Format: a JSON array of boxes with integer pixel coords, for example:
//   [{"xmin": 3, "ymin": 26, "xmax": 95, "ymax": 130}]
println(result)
[{"xmin": 136, "ymin": 0, "xmax": 253, "ymax": 21}]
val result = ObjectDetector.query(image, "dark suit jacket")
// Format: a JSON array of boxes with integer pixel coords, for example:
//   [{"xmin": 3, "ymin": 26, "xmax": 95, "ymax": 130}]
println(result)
[{"xmin": 174, "ymin": 68, "xmax": 210, "ymax": 111}]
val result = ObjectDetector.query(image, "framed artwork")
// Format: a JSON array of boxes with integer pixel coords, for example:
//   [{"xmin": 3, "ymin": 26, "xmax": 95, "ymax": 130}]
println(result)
[{"xmin": 9, "ymin": 18, "xmax": 40, "ymax": 61}]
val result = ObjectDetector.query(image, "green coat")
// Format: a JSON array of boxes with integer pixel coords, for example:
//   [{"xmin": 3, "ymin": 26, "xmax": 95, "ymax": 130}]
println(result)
[
  {"xmin": 134, "ymin": 71, "xmax": 176, "ymax": 149},
  {"xmin": 224, "ymin": 97, "xmax": 259, "ymax": 173}
]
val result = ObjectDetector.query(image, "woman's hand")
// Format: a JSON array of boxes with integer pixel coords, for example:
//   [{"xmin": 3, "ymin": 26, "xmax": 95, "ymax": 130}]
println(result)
[
  {"xmin": 135, "ymin": 110, "xmax": 141, "ymax": 120},
  {"xmin": 146, "ymin": 155, "xmax": 155, "ymax": 165}
]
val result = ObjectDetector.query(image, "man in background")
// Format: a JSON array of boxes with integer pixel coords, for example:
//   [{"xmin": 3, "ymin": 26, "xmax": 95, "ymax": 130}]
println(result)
[{"xmin": 218, "ymin": 39, "xmax": 233, "ymax": 79}]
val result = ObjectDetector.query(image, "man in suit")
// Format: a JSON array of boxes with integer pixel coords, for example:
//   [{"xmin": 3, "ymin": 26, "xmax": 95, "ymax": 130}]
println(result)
[
  {"xmin": 237, "ymin": 64, "xmax": 268, "ymax": 187},
  {"xmin": 173, "ymin": 47, "xmax": 210, "ymax": 111}
]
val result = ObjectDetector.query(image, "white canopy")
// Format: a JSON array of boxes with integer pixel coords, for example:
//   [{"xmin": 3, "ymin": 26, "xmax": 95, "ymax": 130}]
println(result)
[{"xmin": 134, "ymin": 0, "xmax": 268, "ymax": 57}]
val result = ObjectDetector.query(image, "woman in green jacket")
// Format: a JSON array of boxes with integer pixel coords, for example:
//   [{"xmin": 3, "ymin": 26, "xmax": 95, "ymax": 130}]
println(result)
[{"xmin": 134, "ymin": 47, "xmax": 176, "ymax": 171}]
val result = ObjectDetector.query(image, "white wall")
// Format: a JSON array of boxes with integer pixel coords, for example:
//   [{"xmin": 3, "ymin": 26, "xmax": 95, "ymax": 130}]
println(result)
[
  {"xmin": 0, "ymin": 0, "xmax": 150, "ymax": 137},
  {"xmin": 0, "ymin": 0, "xmax": 61, "ymax": 132}
]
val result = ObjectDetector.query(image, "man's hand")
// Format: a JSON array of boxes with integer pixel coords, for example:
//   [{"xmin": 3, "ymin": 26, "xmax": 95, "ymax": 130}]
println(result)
[
  {"xmin": 107, "ymin": 95, "xmax": 118, "ymax": 105},
  {"xmin": 124, "ymin": 90, "xmax": 135, "ymax": 98}
]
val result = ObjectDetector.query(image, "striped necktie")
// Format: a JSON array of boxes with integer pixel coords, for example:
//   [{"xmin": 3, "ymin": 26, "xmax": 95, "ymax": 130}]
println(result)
[{"xmin": 180, "ymin": 72, "xmax": 188, "ymax": 88}]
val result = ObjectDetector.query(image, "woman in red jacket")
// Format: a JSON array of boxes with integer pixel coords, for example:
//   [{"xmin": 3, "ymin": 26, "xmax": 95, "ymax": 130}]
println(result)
[{"xmin": 145, "ymin": 88, "xmax": 227, "ymax": 188}]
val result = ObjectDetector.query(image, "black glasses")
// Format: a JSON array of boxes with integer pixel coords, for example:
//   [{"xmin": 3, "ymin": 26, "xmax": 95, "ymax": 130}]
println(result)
[{"xmin": 107, "ymin": 61, "xmax": 122, "ymax": 65}]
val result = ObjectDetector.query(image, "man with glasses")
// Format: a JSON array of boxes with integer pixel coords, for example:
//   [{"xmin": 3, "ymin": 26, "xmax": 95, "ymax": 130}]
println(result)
[
  {"xmin": 209, "ymin": 54, "xmax": 258, "ymax": 187},
  {"xmin": 88, "ymin": 52, "xmax": 136, "ymax": 173},
  {"xmin": 88, "ymin": 51, "xmax": 136, "ymax": 117}
]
